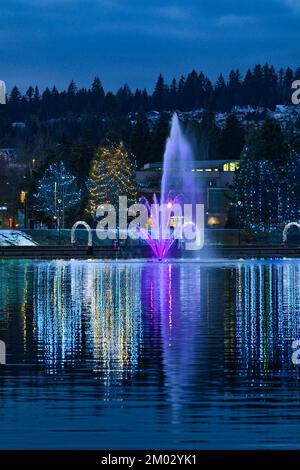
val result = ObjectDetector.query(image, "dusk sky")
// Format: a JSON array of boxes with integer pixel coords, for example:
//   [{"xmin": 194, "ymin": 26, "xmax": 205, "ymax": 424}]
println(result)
[{"xmin": 1, "ymin": 0, "xmax": 300, "ymax": 92}]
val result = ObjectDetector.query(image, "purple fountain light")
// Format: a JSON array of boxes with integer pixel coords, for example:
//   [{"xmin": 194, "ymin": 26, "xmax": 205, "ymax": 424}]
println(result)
[{"xmin": 141, "ymin": 113, "xmax": 198, "ymax": 261}]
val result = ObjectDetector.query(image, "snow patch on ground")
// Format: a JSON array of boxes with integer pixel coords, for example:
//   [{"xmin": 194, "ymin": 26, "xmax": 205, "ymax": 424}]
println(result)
[{"xmin": 0, "ymin": 230, "xmax": 37, "ymax": 246}]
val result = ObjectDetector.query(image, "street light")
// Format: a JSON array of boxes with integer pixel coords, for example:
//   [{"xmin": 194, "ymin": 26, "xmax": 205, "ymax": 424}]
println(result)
[
  {"xmin": 20, "ymin": 190, "xmax": 27, "ymax": 228},
  {"xmin": 0, "ymin": 205, "xmax": 7, "ymax": 228},
  {"xmin": 57, "ymin": 198, "xmax": 62, "ymax": 244},
  {"xmin": 237, "ymin": 200, "xmax": 242, "ymax": 246}
]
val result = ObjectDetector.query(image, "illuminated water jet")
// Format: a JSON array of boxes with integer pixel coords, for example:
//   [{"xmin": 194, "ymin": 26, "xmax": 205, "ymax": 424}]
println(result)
[{"xmin": 141, "ymin": 113, "xmax": 199, "ymax": 260}]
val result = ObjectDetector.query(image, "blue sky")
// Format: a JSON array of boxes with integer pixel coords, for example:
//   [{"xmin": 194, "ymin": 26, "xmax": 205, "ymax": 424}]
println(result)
[{"xmin": 0, "ymin": 0, "xmax": 300, "ymax": 92}]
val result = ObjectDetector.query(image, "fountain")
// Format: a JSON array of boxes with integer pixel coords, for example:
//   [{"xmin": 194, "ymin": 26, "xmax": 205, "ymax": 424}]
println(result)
[{"xmin": 140, "ymin": 113, "xmax": 201, "ymax": 260}]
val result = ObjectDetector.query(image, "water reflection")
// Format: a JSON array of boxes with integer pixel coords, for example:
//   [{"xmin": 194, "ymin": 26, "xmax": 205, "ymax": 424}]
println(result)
[
  {"xmin": 34, "ymin": 261, "xmax": 142, "ymax": 380},
  {"xmin": 141, "ymin": 263, "xmax": 203, "ymax": 420},
  {"xmin": 1, "ymin": 260, "xmax": 300, "ymax": 379},
  {"xmin": 228, "ymin": 262, "xmax": 300, "ymax": 373},
  {"xmin": 1, "ymin": 259, "xmax": 300, "ymax": 449}
]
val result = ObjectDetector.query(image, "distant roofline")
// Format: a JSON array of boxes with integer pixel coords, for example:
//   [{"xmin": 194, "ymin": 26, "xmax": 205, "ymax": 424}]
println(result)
[{"xmin": 141, "ymin": 159, "xmax": 239, "ymax": 170}]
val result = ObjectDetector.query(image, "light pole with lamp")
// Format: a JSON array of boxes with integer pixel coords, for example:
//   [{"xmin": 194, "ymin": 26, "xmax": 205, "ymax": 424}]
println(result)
[
  {"xmin": 57, "ymin": 198, "xmax": 62, "ymax": 244},
  {"xmin": 20, "ymin": 190, "xmax": 28, "ymax": 229},
  {"xmin": 237, "ymin": 200, "xmax": 242, "ymax": 246}
]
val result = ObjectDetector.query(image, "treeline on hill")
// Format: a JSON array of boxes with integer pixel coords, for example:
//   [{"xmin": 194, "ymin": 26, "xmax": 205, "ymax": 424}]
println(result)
[
  {"xmin": 1, "ymin": 64, "xmax": 299, "ymax": 123},
  {"xmin": 10, "ymin": 110, "xmax": 247, "ymax": 180},
  {"xmin": 1, "ymin": 63, "xmax": 300, "ymax": 199},
  {"xmin": 27, "ymin": 116, "xmax": 298, "ymax": 227}
]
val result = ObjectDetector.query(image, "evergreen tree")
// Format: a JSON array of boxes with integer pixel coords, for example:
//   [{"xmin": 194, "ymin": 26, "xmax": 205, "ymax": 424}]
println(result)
[
  {"xmin": 213, "ymin": 74, "xmax": 228, "ymax": 111},
  {"xmin": 232, "ymin": 153, "xmax": 299, "ymax": 231},
  {"xmin": 242, "ymin": 69, "xmax": 254, "ymax": 105},
  {"xmin": 104, "ymin": 91, "xmax": 117, "ymax": 116},
  {"xmin": 252, "ymin": 64, "xmax": 264, "ymax": 106},
  {"xmin": 41, "ymin": 87, "xmax": 52, "ymax": 118},
  {"xmin": 198, "ymin": 111, "xmax": 221, "ymax": 160},
  {"xmin": 184, "ymin": 69, "xmax": 199, "ymax": 110},
  {"xmin": 177, "ymin": 75, "xmax": 186, "ymax": 110},
  {"xmin": 86, "ymin": 142, "xmax": 137, "ymax": 218},
  {"xmin": 89, "ymin": 76, "xmax": 105, "ymax": 114},
  {"xmin": 130, "ymin": 117, "xmax": 150, "ymax": 165},
  {"xmin": 34, "ymin": 86, "xmax": 40, "ymax": 104},
  {"xmin": 232, "ymin": 122, "xmax": 299, "ymax": 230},
  {"xmin": 116, "ymin": 84, "xmax": 133, "ymax": 115},
  {"xmin": 9, "ymin": 86, "xmax": 22, "ymax": 120},
  {"xmin": 219, "ymin": 114, "xmax": 244, "ymax": 160},
  {"xmin": 141, "ymin": 88, "xmax": 149, "ymax": 112},
  {"xmin": 67, "ymin": 80, "xmax": 77, "ymax": 96},
  {"xmin": 252, "ymin": 117, "xmax": 287, "ymax": 163},
  {"xmin": 227, "ymin": 69, "xmax": 242, "ymax": 107},
  {"xmin": 66, "ymin": 142, "xmax": 94, "ymax": 180},
  {"xmin": 147, "ymin": 115, "xmax": 169, "ymax": 163},
  {"xmin": 26, "ymin": 86, "xmax": 34, "ymax": 103},
  {"xmin": 262, "ymin": 64, "xmax": 278, "ymax": 108},
  {"xmin": 168, "ymin": 78, "xmax": 177, "ymax": 110},
  {"xmin": 283, "ymin": 67, "xmax": 294, "ymax": 103},
  {"xmin": 153, "ymin": 74, "xmax": 167, "ymax": 111},
  {"xmin": 9, "ymin": 86, "xmax": 22, "ymax": 103}
]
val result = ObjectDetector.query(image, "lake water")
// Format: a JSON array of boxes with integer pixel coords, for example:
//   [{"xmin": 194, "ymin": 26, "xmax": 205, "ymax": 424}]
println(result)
[{"xmin": 0, "ymin": 258, "xmax": 300, "ymax": 450}]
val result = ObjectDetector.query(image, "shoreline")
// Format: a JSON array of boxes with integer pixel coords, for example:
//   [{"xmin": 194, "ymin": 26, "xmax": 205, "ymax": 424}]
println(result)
[{"xmin": 0, "ymin": 244, "xmax": 299, "ymax": 260}]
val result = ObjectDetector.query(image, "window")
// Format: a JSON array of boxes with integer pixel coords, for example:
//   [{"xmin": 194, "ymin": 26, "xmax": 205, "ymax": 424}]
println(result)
[{"xmin": 223, "ymin": 161, "xmax": 239, "ymax": 172}]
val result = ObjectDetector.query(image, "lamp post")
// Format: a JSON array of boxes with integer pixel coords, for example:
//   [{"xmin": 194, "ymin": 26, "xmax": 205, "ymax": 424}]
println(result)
[
  {"xmin": 0, "ymin": 205, "xmax": 7, "ymax": 228},
  {"xmin": 61, "ymin": 175, "xmax": 65, "ymax": 229},
  {"xmin": 30, "ymin": 158, "xmax": 36, "ymax": 177},
  {"xmin": 237, "ymin": 200, "xmax": 242, "ymax": 246},
  {"xmin": 54, "ymin": 181, "xmax": 57, "ymax": 229},
  {"xmin": 57, "ymin": 198, "xmax": 62, "ymax": 244},
  {"xmin": 20, "ymin": 190, "xmax": 27, "ymax": 229}
]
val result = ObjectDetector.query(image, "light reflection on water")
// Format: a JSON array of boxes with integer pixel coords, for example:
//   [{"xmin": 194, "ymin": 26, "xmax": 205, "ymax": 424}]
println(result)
[
  {"xmin": 34, "ymin": 262, "xmax": 142, "ymax": 380},
  {"xmin": 0, "ymin": 259, "xmax": 300, "ymax": 449}
]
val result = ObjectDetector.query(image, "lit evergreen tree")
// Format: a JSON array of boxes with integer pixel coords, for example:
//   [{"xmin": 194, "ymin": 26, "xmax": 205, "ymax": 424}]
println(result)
[
  {"xmin": 232, "ymin": 150, "xmax": 299, "ymax": 231},
  {"xmin": 230, "ymin": 117, "xmax": 300, "ymax": 230},
  {"xmin": 34, "ymin": 161, "xmax": 81, "ymax": 227},
  {"xmin": 86, "ymin": 142, "xmax": 137, "ymax": 218}
]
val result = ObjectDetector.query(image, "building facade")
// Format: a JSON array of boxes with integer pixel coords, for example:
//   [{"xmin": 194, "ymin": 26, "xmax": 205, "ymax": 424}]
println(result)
[{"xmin": 135, "ymin": 159, "xmax": 239, "ymax": 228}]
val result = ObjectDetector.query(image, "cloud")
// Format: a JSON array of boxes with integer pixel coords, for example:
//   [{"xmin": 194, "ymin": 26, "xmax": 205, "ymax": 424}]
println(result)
[
  {"xmin": 7, "ymin": 0, "xmax": 121, "ymax": 7},
  {"xmin": 217, "ymin": 14, "xmax": 258, "ymax": 26},
  {"xmin": 154, "ymin": 6, "xmax": 190, "ymax": 20},
  {"xmin": 280, "ymin": 0, "xmax": 300, "ymax": 12},
  {"xmin": 1, "ymin": 0, "xmax": 300, "ymax": 92}
]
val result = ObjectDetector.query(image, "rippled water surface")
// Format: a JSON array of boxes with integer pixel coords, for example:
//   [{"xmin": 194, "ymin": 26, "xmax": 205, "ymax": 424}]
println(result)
[{"xmin": 0, "ymin": 259, "xmax": 300, "ymax": 449}]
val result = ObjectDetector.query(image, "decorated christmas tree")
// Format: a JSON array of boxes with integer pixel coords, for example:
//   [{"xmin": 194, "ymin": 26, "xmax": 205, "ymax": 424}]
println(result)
[
  {"xmin": 232, "ymin": 150, "xmax": 299, "ymax": 231},
  {"xmin": 34, "ymin": 161, "xmax": 81, "ymax": 227},
  {"xmin": 86, "ymin": 142, "xmax": 137, "ymax": 218}
]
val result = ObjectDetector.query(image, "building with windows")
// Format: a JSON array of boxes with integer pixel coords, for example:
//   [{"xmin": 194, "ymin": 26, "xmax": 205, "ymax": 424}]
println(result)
[
  {"xmin": 135, "ymin": 160, "xmax": 239, "ymax": 228},
  {"xmin": 0, "ymin": 148, "xmax": 28, "ymax": 228}
]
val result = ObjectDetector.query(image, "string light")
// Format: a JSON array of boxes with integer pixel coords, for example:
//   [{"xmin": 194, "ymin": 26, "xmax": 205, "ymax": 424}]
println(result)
[
  {"xmin": 34, "ymin": 161, "xmax": 81, "ymax": 219},
  {"xmin": 233, "ymin": 148, "xmax": 299, "ymax": 231},
  {"xmin": 86, "ymin": 142, "xmax": 138, "ymax": 218}
]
